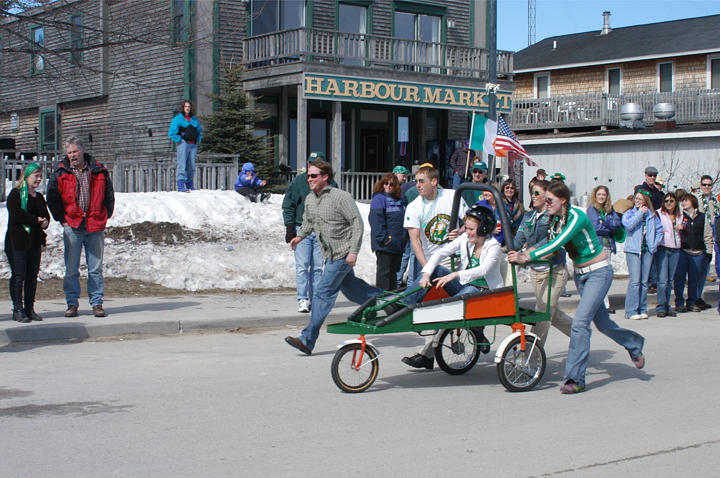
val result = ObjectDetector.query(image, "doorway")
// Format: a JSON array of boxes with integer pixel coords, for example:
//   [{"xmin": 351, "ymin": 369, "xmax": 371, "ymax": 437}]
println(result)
[{"xmin": 360, "ymin": 128, "xmax": 389, "ymax": 172}]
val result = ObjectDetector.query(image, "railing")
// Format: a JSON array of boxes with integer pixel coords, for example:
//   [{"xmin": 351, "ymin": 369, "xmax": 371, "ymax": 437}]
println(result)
[
  {"xmin": 244, "ymin": 28, "xmax": 514, "ymax": 78},
  {"xmin": 510, "ymin": 89, "xmax": 720, "ymax": 130},
  {"xmin": 0, "ymin": 150, "xmax": 390, "ymax": 202}
]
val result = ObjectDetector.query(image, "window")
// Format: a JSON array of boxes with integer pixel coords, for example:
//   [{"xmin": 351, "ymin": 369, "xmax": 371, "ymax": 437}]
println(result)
[
  {"xmin": 251, "ymin": 0, "xmax": 305, "ymax": 35},
  {"xmin": 658, "ymin": 62, "xmax": 673, "ymax": 93},
  {"xmin": 708, "ymin": 55, "xmax": 720, "ymax": 89},
  {"xmin": 31, "ymin": 26, "xmax": 44, "ymax": 74},
  {"xmin": 534, "ymin": 72, "xmax": 550, "ymax": 99},
  {"xmin": 339, "ymin": 3, "xmax": 368, "ymax": 66},
  {"xmin": 70, "ymin": 14, "xmax": 83, "ymax": 65},
  {"xmin": 172, "ymin": 0, "xmax": 185, "ymax": 43},
  {"xmin": 393, "ymin": 10, "xmax": 442, "ymax": 71},
  {"xmin": 607, "ymin": 67, "xmax": 621, "ymax": 95},
  {"xmin": 39, "ymin": 109, "xmax": 56, "ymax": 151}
]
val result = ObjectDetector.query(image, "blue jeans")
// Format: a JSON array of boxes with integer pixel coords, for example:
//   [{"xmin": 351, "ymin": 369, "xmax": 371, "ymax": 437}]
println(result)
[
  {"xmin": 674, "ymin": 251, "xmax": 705, "ymax": 307},
  {"xmin": 176, "ymin": 141, "xmax": 197, "ymax": 183},
  {"xmin": 300, "ymin": 257, "xmax": 381, "ymax": 350},
  {"xmin": 452, "ymin": 172, "xmax": 464, "ymax": 190},
  {"xmin": 396, "ymin": 241, "xmax": 414, "ymax": 285},
  {"xmin": 63, "ymin": 225, "xmax": 105, "ymax": 307},
  {"xmin": 294, "ymin": 227, "xmax": 323, "ymax": 301},
  {"xmin": 655, "ymin": 247, "xmax": 680, "ymax": 313},
  {"xmin": 624, "ymin": 251, "xmax": 653, "ymax": 317},
  {"xmin": 566, "ymin": 265, "xmax": 645, "ymax": 387},
  {"xmin": 404, "ymin": 265, "xmax": 477, "ymax": 304}
]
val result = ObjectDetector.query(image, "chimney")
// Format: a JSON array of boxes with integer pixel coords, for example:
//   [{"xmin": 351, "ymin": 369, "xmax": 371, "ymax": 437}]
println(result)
[{"xmin": 601, "ymin": 11, "xmax": 612, "ymax": 35}]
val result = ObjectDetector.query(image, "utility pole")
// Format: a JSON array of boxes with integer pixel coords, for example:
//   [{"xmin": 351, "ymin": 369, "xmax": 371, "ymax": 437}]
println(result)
[
  {"xmin": 528, "ymin": 0, "xmax": 536, "ymax": 45},
  {"xmin": 487, "ymin": 0, "xmax": 497, "ymax": 182}
]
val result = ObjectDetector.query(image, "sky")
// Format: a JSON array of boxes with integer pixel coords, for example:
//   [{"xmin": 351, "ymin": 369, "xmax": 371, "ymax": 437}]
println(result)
[
  {"xmin": 0, "ymin": 189, "xmax": 632, "ymax": 292},
  {"xmin": 497, "ymin": 0, "xmax": 720, "ymax": 52}
]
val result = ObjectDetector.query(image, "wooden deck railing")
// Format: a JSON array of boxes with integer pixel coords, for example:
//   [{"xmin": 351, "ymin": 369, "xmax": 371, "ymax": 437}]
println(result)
[
  {"xmin": 510, "ymin": 89, "xmax": 720, "ymax": 130},
  {"xmin": 243, "ymin": 27, "xmax": 514, "ymax": 78}
]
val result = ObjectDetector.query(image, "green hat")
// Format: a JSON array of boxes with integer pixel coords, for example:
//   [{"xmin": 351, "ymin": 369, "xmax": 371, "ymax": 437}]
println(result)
[
  {"xmin": 552, "ymin": 172, "xmax": 566, "ymax": 181},
  {"xmin": 471, "ymin": 160, "xmax": 488, "ymax": 171},
  {"xmin": 308, "ymin": 151, "xmax": 325, "ymax": 161},
  {"xmin": 393, "ymin": 165, "xmax": 410, "ymax": 175}
]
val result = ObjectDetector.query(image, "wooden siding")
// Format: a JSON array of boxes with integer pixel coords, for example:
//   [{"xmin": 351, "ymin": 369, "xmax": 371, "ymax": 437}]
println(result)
[
  {"xmin": 217, "ymin": 0, "xmax": 246, "ymax": 63},
  {"xmin": 0, "ymin": 108, "xmax": 39, "ymax": 152},
  {"xmin": 313, "ymin": 0, "xmax": 336, "ymax": 31}
]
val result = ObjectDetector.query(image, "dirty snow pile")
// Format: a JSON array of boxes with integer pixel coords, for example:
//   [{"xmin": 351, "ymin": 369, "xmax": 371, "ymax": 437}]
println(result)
[{"xmin": 0, "ymin": 189, "xmax": 631, "ymax": 292}]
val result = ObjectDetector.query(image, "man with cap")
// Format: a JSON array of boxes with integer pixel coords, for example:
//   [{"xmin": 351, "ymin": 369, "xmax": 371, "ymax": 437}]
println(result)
[
  {"xmin": 449, "ymin": 140, "xmax": 477, "ymax": 189},
  {"xmin": 635, "ymin": 166, "xmax": 663, "ymax": 211},
  {"xmin": 693, "ymin": 174, "xmax": 719, "ymax": 310},
  {"xmin": 461, "ymin": 159, "xmax": 489, "ymax": 207},
  {"xmin": 282, "ymin": 152, "xmax": 334, "ymax": 313}
]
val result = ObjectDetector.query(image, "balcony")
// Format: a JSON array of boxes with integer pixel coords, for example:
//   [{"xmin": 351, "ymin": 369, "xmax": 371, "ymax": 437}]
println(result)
[
  {"xmin": 242, "ymin": 28, "xmax": 514, "ymax": 79},
  {"xmin": 510, "ymin": 89, "xmax": 720, "ymax": 131}
]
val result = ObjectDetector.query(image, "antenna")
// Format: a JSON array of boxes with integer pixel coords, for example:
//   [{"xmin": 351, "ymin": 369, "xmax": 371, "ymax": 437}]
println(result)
[{"xmin": 528, "ymin": 0, "xmax": 536, "ymax": 45}]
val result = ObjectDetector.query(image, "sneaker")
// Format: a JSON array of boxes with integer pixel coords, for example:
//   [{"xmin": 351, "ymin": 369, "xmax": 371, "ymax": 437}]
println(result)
[
  {"xmin": 697, "ymin": 299, "xmax": 712, "ymax": 310},
  {"xmin": 657, "ymin": 312, "xmax": 666, "ymax": 318},
  {"xmin": 631, "ymin": 353, "xmax": 645, "ymax": 369},
  {"xmin": 639, "ymin": 313, "xmax": 649, "ymax": 319},
  {"xmin": 676, "ymin": 306, "xmax": 688, "ymax": 313},
  {"xmin": 666, "ymin": 310, "xmax": 677, "ymax": 317},
  {"xmin": 472, "ymin": 328, "xmax": 491, "ymax": 354},
  {"xmin": 689, "ymin": 305, "xmax": 702, "ymax": 312},
  {"xmin": 401, "ymin": 353, "xmax": 434, "ymax": 370},
  {"xmin": 648, "ymin": 286, "xmax": 657, "ymax": 294},
  {"xmin": 627, "ymin": 314, "xmax": 643, "ymax": 320},
  {"xmin": 65, "ymin": 304, "xmax": 79, "ymax": 318},
  {"xmin": 560, "ymin": 380, "xmax": 585, "ymax": 394},
  {"xmin": 297, "ymin": 299, "xmax": 311, "ymax": 313},
  {"xmin": 260, "ymin": 192, "xmax": 271, "ymax": 202},
  {"xmin": 92, "ymin": 305, "xmax": 108, "ymax": 317}
]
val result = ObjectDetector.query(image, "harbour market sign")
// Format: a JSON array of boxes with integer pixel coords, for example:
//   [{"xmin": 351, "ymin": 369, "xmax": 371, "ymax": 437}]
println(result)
[{"xmin": 303, "ymin": 73, "xmax": 512, "ymax": 113}]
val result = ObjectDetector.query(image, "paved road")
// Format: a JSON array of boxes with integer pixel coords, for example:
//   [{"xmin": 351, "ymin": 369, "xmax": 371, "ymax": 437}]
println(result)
[{"xmin": 2, "ymin": 305, "xmax": 719, "ymax": 477}]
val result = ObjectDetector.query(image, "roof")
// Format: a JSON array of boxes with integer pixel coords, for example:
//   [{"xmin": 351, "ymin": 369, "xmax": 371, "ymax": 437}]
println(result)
[{"xmin": 514, "ymin": 14, "xmax": 720, "ymax": 73}]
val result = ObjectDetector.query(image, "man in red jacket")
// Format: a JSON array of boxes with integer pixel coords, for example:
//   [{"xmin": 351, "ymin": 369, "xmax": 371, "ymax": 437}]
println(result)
[{"xmin": 47, "ymin": 136, "xmax": 115, "ymax": 318}]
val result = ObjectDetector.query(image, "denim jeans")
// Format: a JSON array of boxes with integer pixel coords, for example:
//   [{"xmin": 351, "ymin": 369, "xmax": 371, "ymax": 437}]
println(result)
[
  {"xmin": 404, "ymin": 265, "xmax": 477, "ymax": 304},
  {"xmin": 176, "ymin": 141, "xmax": 197, "ymax": 183},
  {"xmin": 698, "ymin": 253, "xmax": 711, "ymax": 301},
  {"xmin": 655, "ymin": 247, "xmax": 680, "ymax": 313},
  {"xmin": 294, "ymin": 227, "xmax": 323, "ymax": 301},
  {"xmin": 396, "ymin": 241, "xmax": 414, "ymax": 285},
  {"xmin": 674, "ymin": 250, "xmax": 705, "ymax": 307},
  {"xmin": 63, "ymin": 225, "xmax": 105, "ymax": 307},
  {"xmin": 624, "ymin": 251, "xmax": 653, "ymax": 317},
  {"xmin": 5, "ymin": 243, "xmax": 42, "ymax": 312},
  {"xmin": 300, "ymin": 257, "xmax": 381, "ymax": 350},
  {"xmin": 566, "ymin": 264, "xmax": 645, "ymax": 387},
  {"xmin": 452, "ymin": 172, "xmax": 464, "ymax": 190}
]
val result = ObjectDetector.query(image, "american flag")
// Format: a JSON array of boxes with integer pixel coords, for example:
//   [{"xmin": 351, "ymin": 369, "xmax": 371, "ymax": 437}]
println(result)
[{"xmin": 494, "ymin": 116, "xmax": 537, "ymax": 166}]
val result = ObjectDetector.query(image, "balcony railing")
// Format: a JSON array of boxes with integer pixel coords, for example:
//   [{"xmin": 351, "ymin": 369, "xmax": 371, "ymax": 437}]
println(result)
[
  {"xmin": 243, "ymin": 28, "xmax": 514, "ymax": 78},
  {"xmin": 510, "ymin": 89, "xmax": 720, "ymax": 130}
]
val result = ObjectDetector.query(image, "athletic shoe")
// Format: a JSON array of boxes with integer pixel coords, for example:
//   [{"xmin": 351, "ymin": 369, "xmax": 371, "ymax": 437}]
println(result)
[
  {"xmin": 639, "ymin": 313, "xmax": 649, "ymax": 319},
  {"xmin": 689, "ymin": 305, "xmax": 702, "ymax": 312},
  {"xmin": 402, "ymin": 353, "xmax": 434, "ymax": 370},
  {"xmin": 657, "ymin": 312, "xmax": 666, "ymax": 318},
  {"xmin": 631, "ymin": 353, "xmax": 645, "ymax": 369},
  {"xmin": 627, "ymin": 314, "xmax": 643, "ymax": 320},
  {"xmin": 666, "ymin": 310, "xmax": 677, "ymax": 317},
  {"xmin": 560, "ymin": 380, "xmax": 585, "ymax": 394},
  {"xmin": 297, "ymin": 299, "xmax": 311, "ymax": 313}
]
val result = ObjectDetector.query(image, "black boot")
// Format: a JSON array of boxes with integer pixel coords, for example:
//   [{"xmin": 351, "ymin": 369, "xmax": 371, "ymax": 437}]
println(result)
[
  {"xmin": 13, "ymin": 309, "xmax": 30, "ymax": 323},
  {"xmin": 25, "ymin": 309, "xmax": 43, "ymax": 321}
]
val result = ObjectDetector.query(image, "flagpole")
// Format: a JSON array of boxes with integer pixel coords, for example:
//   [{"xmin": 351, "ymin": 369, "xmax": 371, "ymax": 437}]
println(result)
[
  {"xmin": 487, "ymin": 0, "xmax": 498, "ymax": 183},
  {"xmin": 465, "ymin": 112, "xmax": 475, "ymax": 180}
]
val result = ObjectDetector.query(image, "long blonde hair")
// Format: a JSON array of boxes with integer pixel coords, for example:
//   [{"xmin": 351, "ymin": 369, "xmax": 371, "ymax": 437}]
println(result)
[
  {"xmin": 590, "ymin": 185, "xmax": 613, "ymax": 214},
  {"xmin": 13, "ymin": 164, "xmax": 42, "ymax": 190}
]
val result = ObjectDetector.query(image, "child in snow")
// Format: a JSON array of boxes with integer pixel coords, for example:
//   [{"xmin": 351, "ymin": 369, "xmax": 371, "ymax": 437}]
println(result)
[{"xmin": 235, "ymin": 162, "xmax": 268, "ymax": 202}]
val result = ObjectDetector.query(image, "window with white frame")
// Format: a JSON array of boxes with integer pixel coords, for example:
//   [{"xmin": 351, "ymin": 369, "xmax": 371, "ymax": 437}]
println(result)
[
  {"xmin": 31, "ymin": 26, "xmax": 44, "ymax": 74},
  {"xmin": 708, "ymin": 55, "xmax": 720, "ymax": 89},
  {"xmin": 658, "ymin": 62, "xmax": 673, "ymax": 93},
  {"xmin": 534, "ymin": 72, "xmax": 550, "ymax": 99},
  {"xmin": 607, "ymin": 67, "xmax": 621, "ymax": 95}
]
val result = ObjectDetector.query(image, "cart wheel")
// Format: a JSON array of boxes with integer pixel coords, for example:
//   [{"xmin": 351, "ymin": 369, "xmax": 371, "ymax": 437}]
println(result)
[
  {"xmin": 496, "ymin": 335, "xmax": 546, "ymax": 392},
  {"xmin": 331, "ymin": 343, "xmax": 379, "ymax": 393},
  {"xmin": 434, "ymin": 328, "xmax": 481, "ymax": 375}
]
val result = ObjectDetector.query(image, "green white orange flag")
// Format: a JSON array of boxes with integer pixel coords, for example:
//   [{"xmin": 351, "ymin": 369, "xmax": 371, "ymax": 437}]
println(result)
[{"xmin": 469, "ymin": 112, "xmax": 497, "ymax": 155}]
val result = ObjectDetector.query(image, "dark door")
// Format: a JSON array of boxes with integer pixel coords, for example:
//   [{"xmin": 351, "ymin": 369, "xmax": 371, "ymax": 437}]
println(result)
[{"xmin": 361, "ymin": 128, "xmax": 388, "ymax": 172}]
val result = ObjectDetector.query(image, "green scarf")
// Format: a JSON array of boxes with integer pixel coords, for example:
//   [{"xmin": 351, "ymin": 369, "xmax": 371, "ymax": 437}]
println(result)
[{"xmin": 20, "ymin": 163, "xmax": 41, "ymax": 235}]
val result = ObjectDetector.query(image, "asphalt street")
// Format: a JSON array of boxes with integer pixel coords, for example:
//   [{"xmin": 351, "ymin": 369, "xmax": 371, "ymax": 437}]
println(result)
[{"xmin": 2, "ymin": 294, "xmax": 720, "ymax": 477}]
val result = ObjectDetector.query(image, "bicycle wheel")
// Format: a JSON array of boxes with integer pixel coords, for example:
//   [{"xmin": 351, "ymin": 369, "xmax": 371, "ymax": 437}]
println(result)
[
  {"xmin": 434, "ymin": 328, "xmax": 481, "ymax": 375},
  {"xmin": 331, "ymin": 343, "xmax": 379, "ymax": 393},
  {"xmin": 496, "ymin": 335, "xmax": 546, "ymax": 392}
]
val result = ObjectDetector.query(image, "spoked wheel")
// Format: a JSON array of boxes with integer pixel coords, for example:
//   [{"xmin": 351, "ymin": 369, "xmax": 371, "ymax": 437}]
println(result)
[
  {"xmin": 331, "ymin": 343, "xmax": 379, "ymax": 393},
  {"xmin": 496, "ymin": 335, "xmax": 546, "ymax": 392},
  {"xmin": 434, "ymin": 328, "xmax": 481, "ymax": 375}
]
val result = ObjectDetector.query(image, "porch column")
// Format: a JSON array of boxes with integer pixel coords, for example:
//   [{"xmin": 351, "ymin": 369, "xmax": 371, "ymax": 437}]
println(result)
[
  {"xmin": 332, "ymin": 101, "xmax": 342, "ymax": 186},
  {"xmin": 419, "ymin": 108, "xmax": 427, "ymax": 167},
  {"xmin": 278, "ymin": 86, "xmax": 288, "ymax": 166},
  {"xmin": 296, "ymin": 84, "xmax": 307, "ymax": 171},
  {"xmin": 350, "ymin": 108, "xmax": 356, "ymax": 172}
]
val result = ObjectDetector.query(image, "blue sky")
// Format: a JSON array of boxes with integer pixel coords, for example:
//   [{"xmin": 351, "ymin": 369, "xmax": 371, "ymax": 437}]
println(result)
[{"xmin": 498, "ymin": 0, "xmax": 720, "ymax": 52}]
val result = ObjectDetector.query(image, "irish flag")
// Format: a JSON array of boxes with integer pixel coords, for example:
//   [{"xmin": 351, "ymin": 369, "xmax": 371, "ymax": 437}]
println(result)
[{"xmin": 468, "ymin": 112, "xmax": 497, "ymax": 154}]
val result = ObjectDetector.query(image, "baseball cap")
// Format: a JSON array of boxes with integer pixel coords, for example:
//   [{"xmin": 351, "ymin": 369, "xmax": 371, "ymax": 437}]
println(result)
[
  {"xmin": 471, "ymin": 160, "xmax": 488, "ymax": 171},
  {"xmin": 392, "ymin": 165, "xmax": 410, "ymax": 175},
  {"xmin": 644, "ymin": 166, "xmax": 658, "ymax": 175},
  {"xmin": 537, "ymin": 169, "xmax": 547, "ymax": 175},
  {"xmin": 552, "ymin": 172, "xmax": 566, "ymax": 181},
  {"xmin": 308, "ymin": 151, "xmax": 325, "ymax": 161},
  {"xmin": 419, "ymin": 162, "xmax": 435, "ymax": 169}
]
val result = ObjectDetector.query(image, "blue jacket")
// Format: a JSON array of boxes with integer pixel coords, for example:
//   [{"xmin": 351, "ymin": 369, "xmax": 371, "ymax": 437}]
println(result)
[
  {"xmin": 168, "ymin": 114, "xmax": 203, "ymax": 144},
  {"xmin": 622, "ymin": 207, "xmax": 664, "ymax": 254},
  {"xmin": 369, "ymin": 192, "xmax": 407, "ymax": 254},
  {"xmin": 235, "ymin": 162, "xmax": 263, "ymax": 189},
  {"xmin": 513, "ymin": 208, "xmax": 566, "ymax": 265},
  {"xmin": 586, "ymin": 206, "xmax": 622, "ymax": 254}
]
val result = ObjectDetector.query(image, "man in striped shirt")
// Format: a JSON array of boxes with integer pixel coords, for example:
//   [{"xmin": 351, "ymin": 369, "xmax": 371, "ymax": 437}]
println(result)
[{"xmin": 285, "ymin": 158, "xmax": 380, "ymax": 355}]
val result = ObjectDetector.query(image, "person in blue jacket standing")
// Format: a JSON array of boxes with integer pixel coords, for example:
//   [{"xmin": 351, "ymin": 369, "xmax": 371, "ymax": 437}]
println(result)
[
  {"xmin": 586, "ymin": 185, "xmax": 623, "ymax": 313},
  {"xmin": 369, "ymin": 173, "xmax": 408, "ymax": 290},
  {"xmin": 622, "ymin": 190, "xmax": 664, "ymax": 320},
  {"xmin": 168, "ymin": 100, "xmax": 203, "ymax": 192},
  {"xmin": 235, "ymin": 162, "xmax": 268, "ymax": 202}
]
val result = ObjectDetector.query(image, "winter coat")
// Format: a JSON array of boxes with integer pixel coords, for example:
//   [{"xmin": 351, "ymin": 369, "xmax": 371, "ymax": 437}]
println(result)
[
  {"xmin": 621, "ymin": 207, "xmax": 663, "ymax": 255},
  {"xmin": 502, "ymin": 196, "xmax": 525, "ymax": 234},
  {"xmin": 369, "ymin": 192, "xmax": 407, "ymax": 254},
  {"xmin": 235, "ymin": 162, "xmax": 263, "ymax": 189},
  {"xmin": 46, "ymin": 153, "xmax": 115, "ymax": 233},
  {"xmin": 634, "ymin": 182, "xmax": 663, "ymax": 210},
  {"xmin": 513, "ymin": 208, "xmax": 565, "ymax": 266},
  {"xmin": 168, "ymin": 114, "xmax": 203, "ymax": 144},
  {"xmin": 586, "ymin": 205, "xmax": 622, "ymax": 254},
  {"xmin": 680, "ymin": 210, "xmax": 713, "ymax": 254},
  {"xmin": 4, "ymin": 188, "xmax": 49, "ymax": 251},
  {"xmin": 657, "ymin": 210, "xmax": 683, "ymax": 249}
]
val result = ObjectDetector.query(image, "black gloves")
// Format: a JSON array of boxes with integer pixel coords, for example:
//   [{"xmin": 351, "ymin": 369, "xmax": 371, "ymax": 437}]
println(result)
[{"xmin": 285, "ymin": 225, "xmax": 297, "ymax": 243}]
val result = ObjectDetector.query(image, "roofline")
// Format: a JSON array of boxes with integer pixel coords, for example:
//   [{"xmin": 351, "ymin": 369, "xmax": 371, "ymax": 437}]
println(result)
[
  {"xmin": 514, "ymin": 48, "xmax": 720, "ymax": 73},
  {"xmin": 522, "ymin": 129, "xmax": 720, "ymax": 145}
]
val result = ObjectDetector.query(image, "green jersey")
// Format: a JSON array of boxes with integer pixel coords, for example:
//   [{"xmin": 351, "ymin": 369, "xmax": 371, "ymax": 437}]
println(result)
[{"xmin": 529, "ymin": 205, "xmax": 602, "ymax": 264}]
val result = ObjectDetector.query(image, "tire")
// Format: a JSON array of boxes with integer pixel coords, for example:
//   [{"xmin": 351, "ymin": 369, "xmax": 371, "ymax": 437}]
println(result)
[
  {"xmin": 331, "ymin": 343, "xmax": 379, "ymax": 393},
  {"xmin": 496, "ymin": 335, "xmax": 546, "ymax": 392},
  {"xmin": 434, "ymin": 328, "xmax": 481, "ymax": 375}
]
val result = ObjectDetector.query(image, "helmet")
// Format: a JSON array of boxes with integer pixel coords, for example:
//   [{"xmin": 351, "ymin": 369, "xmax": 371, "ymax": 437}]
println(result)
[{"xmin": 465, "ymin": 205, "xmax": 495, "ymax": 237}]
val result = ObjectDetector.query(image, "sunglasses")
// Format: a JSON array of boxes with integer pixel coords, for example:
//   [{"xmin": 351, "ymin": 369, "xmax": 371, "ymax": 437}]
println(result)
[
  {"xmin": 701, "ymin": 183, "xmax": 712, "ymax": 187},
  {"xmin": 646, "ymin": 173, "xmax": 657, "ymax": 177},
  {"xmin": 545, "ymin": 197, "xmax": 557, "ymax": 205},
  {"xmin": 472, "ymin": 169, "xmax": 485, "ymax": 174},
  {"xmin": 504, "ymin": 186, "xmax": 515, "ymax": 190},
  {"xmin": 307, "ymin": 173, "xmax": 323, "ymax": 179},
  {"xmin": 664, "ymin": 199, "xmax": 675, "ymax": 203},
  {"xmin": 532, "ymin": 190, "xmax": 543, "ymax": 196}
]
